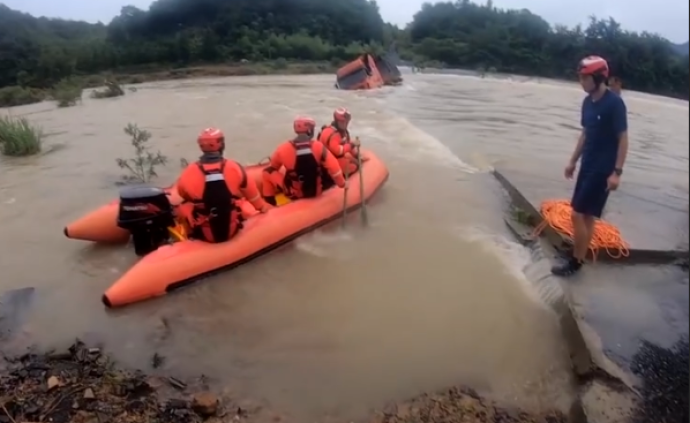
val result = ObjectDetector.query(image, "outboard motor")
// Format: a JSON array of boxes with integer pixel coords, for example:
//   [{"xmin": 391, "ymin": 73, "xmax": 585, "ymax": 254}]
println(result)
[{"xmin": 117, "ymin": 186, "xmax": 174, "ymax": 256}]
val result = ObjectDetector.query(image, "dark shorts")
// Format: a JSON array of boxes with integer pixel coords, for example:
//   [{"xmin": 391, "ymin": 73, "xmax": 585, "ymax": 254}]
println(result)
[{"xmin": 571, "ymin": 171, "xmax": 609, "ymax": 218}]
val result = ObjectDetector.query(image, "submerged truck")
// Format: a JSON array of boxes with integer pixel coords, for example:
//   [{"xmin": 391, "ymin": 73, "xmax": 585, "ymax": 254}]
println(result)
[{"xmin": 334, "ymin": 52, "xmax": 402, "ymax": 90}]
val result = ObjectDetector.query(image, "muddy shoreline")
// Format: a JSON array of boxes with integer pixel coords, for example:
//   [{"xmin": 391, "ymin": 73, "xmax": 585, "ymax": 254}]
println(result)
[
  {"xmin": 0, "ymin": 340, "xmax": 568, "ymax": 423},
  {"xmin": 94, "ymin": 61, "xmax": 338, "ymax": 86},
  {"xmin": 0, "ymin": 61, "xmax": 338, "ymax": 108}
]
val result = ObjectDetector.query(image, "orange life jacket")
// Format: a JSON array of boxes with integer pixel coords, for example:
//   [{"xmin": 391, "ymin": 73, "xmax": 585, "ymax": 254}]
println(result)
[
  {"xmin": 318, "ymin": 124, "xmax": 351, "ymax": 158},
  {"xmin": 283, "ymin": 135, "xmax": 329, "ymax": 198},
  {"xmin": 190, "ymin": 159, "xmax": 246, "ymax": 243}
]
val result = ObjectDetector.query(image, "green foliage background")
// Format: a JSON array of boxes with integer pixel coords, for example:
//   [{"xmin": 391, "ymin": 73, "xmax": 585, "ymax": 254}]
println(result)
[{"xmin": 0, "ymin": 0, "xmax": 688, "ymax": 99}]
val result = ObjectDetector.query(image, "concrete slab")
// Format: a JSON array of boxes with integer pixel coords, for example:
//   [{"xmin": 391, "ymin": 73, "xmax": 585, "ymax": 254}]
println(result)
[
  {"xmin": 512, "ymin": 233, "xmax": 688, "ymax": 422},
  {"xmin": 493, "ymin": 165, "xmax": 688, "ymax": 264},
  {"xmin": 495, "ymin": 165, "xmax": 689, "ymax": 422},
  {"xmin": 568, "ymin": 264, "xmax": 689, "ymax": 422}
]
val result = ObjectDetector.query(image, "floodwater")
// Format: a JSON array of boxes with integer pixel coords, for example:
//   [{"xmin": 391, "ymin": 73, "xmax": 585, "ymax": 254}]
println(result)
[{"xmin": 0, "ymin": 71, "xmax": 687, "ymax": 420}]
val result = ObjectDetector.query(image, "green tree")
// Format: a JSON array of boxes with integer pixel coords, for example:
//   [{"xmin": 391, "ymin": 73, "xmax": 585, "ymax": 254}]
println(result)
[
  {"xmin": 407, "ymin": 1, "xmax": 688, "ymax": 98},
  {"xmin": 0, "ymin": 0, "xmax": 687, "ymax": 99}
]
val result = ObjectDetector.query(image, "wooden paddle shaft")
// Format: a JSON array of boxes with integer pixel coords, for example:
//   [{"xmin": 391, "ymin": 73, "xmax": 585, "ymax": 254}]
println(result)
[
  {"xmin": 356, "ymin": 142, "xmax": 368, "ymax": 226},
  {"xmin": 341, "ymin": 166, "xmax": 349, "ymax": 228}
]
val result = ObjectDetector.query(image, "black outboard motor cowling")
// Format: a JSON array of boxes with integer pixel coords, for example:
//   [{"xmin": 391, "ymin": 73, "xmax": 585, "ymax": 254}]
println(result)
[{"xmin": 117, "ymin": 186, "xmax": 174, "ymax": 256}]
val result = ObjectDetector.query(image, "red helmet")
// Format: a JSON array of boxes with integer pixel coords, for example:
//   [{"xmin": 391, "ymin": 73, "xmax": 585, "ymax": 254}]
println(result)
[
  {"xmin": 293, "ymin": 116, "xmax": 316, "ymax": 135},
  {"xmin": 577, "ymin": 56, "xmax": 609, "ymax": 78},
  {"xmin": 333, "ymin": 107, "xmax": 351, "ymax": 123},
  {"xmin": 197, "ymin": 127, "xmax": 225, "ymax": 153}
]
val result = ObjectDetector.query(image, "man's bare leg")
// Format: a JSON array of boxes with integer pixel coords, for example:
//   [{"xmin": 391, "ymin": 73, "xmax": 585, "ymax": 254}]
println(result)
[
  {"xmin": 573, "ymin": 213, "xmax": 595, "ymax": 261},
  {"xmin": 552, "ymin": 211, "xmax": 589, "ymax": 276}
]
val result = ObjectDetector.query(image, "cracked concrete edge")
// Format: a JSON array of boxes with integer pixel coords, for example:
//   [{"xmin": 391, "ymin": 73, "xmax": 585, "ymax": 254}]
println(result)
[
  {"xmin": 551, "ymin": 276, "xmax": 639, "ymax": 423},
  {"xmin": 569, "ymin": 308, "xmax": 641, "ymax": 392},
  {"xmin": 500, "ymin": 224, "xmax": 640, "ymax": 423},
  {"xmin": 493, "ymin": 168, "xmax": 642, "ymax": 422},
  {"xmin": 541, "ymin": 286, "xmax": 637, "ymax": 423},
  {"xmin": 501, "ymin": 218, "xmax": 640, "ymax": 422},
  {"xmin": 569, "ymin": 380, "xmax": 636, "ymax": 423}
]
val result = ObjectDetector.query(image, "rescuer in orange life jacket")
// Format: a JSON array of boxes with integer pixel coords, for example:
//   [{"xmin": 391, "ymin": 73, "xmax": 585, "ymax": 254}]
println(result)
[
  {"xmin": 176, "ymin": 128, "xmax": 271, "ymax": 243},
  {"xmin": 261, "ymin": 116, "xmax": 347, "ymax": 206},
  {"xmin": 317, "ymin": 107, "xmax": 361, "ymax": 175}
]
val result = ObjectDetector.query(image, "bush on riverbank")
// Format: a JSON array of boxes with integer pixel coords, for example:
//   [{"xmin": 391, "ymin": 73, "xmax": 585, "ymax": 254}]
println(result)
[
  {"xmin": 0, "ymin": 115, "xmax": 43, "ymax": 157},
  {"xmin": 116, "ymin": 123, "xmax": 168, "ymax": 183},
  {"xmin": 51, "ymin": 79, "xmax": 84, "ymax": 107},
  {"xmin": 117, "ymin": 61, "xmax": 336, "ymax": 82},
  {"xmin": 0, "ymin": 86, "xmax": 45, "ymax": 108}
]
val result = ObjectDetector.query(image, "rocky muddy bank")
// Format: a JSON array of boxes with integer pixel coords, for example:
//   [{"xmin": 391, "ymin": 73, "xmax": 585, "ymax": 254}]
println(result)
[{"xmin": 0, "ymin": 340, "xmax": 568, "ymax": 423}]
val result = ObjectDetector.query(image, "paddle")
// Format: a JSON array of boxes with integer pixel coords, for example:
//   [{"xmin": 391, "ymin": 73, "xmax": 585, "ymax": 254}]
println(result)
[
  {"xmin": 341, "ymin": 165, "xmax": 350, "ymax": 229},
  {"xmin": 355, "ymin": 138, "xmax": 368, "ymax": 226}
]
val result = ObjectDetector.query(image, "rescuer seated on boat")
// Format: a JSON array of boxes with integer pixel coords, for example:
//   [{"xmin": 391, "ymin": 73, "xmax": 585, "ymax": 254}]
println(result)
[
  {"xmin": 317, "ymin": 107, "xmax": 361, "ymax": 176},
  {"xmin": 262, "ymin": 116, "xmax": 347, "ymax": 206},
  {"xmin": 176, "ymin": 128, "xmax": 271, "ymax": 243}
]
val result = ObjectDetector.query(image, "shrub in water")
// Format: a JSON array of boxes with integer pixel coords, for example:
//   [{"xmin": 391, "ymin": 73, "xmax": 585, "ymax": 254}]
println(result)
[
  {"xmin": 0, "ymin": 86, "xmax": 44, "ymax": 108},
  {"xmin": 52, "ymin": 79, "xmax": 83, "ymax": 108},
  {"xmin": 0, "ymin": 115, "xmax": 43, "ymax": 156},
  {"xmin": 116, "ymin": 123, "xmax": 168, "ymax": 183}
]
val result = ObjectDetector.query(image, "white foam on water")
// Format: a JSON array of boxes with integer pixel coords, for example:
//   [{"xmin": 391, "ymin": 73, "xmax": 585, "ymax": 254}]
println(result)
[
  {"xmin": 455, "ymin": 225, "xmax": 563, "ymax": 310},
  {"xmin": 356, "ymin": 116, "xmax": 479, "ymax": 174},
  {"xmin": 294, "ymin": 229, "xmax": 354, "ymax": 258},
  {"xmin": 468, "ymin": 151, "xmax": 496, "ymax": 173}
]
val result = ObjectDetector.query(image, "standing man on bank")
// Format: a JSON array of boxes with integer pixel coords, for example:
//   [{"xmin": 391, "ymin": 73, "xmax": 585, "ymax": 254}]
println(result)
[{"xmin": 552, "ymin": 56, "xmax": 629, "ymax": 276}]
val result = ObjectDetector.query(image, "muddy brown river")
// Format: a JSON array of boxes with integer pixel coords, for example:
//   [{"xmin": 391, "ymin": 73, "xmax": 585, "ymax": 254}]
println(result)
[{"xmin": 1, "ymin": 71, "xmax": 687, "ymax": 420}]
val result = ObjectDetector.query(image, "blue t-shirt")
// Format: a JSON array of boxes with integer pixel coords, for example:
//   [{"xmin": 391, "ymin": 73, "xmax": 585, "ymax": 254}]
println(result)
[{"xmin": 580, "ymin": 90, "xmax": 627, "ymax": 174}]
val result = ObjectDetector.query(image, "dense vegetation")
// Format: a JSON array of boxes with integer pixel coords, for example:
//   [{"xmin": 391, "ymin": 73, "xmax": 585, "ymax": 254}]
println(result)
[
  {"xmin": 404, "ymin": 0, "xmax": 689, "ymax": 98},
  {"xmin": 671, "ymin": 42, "xmax": 689, "ymax": 56},
  {"xmin": 0, "ymin": 0, "xmax": 688, "ymax": 103}
]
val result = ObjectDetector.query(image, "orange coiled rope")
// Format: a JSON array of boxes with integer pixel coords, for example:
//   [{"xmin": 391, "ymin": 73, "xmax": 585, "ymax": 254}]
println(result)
[{"xmin": 532, "ymin": 199, "xmax": 630, "ymax": 261}]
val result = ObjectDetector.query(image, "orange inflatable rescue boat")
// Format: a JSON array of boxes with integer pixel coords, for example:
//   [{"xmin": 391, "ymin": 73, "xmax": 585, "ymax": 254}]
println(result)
[
  {"xmin": 335, "ymin": 53, "xmax": 402, "ymax": 90},
  {"xmin": 65, "ymin": 150, "xmax": 388, "ymax": 308},
  {"xmin": 64, "ymin": 164, "xmax": 268, "ymax": 243}
]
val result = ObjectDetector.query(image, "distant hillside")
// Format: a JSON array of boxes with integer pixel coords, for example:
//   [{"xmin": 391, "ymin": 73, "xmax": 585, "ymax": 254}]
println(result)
[
  {"xmin": 671, "ymin": 41, "xmax": 689, "ymax": 56},
  {"xmin": 0, "ymin": 0, "xmax": 688, "ymax": 100}
]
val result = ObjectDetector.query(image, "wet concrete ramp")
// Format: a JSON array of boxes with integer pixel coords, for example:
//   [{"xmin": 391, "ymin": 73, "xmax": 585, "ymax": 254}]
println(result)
[
  {"xmin": 567, "ymin": 264, "xmax": 689, "ymax": 423},
  {"xmin": 568, "ymin": 263, "xmax": 689, "ymax": 372},
  {"xmin": 493, "ymin": 164, "xmax": 688, "ymax": 264},
  {"xmin": 508, "ymin": 236, "xmax": 688, "ymax": 422},
  {"xmin": 492, "ymin": 163, "xmax": 689, "ymax": 422}
]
